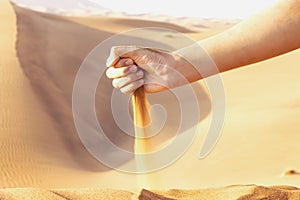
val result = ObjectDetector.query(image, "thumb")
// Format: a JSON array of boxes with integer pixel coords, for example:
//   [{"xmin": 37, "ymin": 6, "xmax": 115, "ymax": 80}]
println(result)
[{"xmin": 106, "ymin": 46, "xmax": 140, "ymax": 67}]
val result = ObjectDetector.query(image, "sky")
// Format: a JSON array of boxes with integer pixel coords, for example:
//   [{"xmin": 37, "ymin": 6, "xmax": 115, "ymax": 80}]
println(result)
[
  {"xmin": 89, "ymin": 0, "xmax": 278, "ymax": 19},
  {"xmin": 12, "ymin": 0, "xmax": 278, "ymax": 19}
]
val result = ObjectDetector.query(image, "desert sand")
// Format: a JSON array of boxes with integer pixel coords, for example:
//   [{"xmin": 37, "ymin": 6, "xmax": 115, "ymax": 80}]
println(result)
[{"xmin": 1, "ymin": 0, "xmax": 300, "ymax": 199}]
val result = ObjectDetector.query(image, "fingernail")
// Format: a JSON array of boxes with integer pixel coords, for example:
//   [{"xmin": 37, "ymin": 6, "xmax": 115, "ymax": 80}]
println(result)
[
  {"xmin": 126, "ymin": 60, "xmax": 133, "ymax": 65},
  {"xmin": 129, "ymin": 65, "xmax": 137, "ymax": 72},
  {"xmin": 136, "ymin": 70, "xmax": 143, "ymax": 77}
]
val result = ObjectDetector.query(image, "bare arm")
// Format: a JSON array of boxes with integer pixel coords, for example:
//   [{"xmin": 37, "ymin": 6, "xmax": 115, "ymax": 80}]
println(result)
[
  {"xmin": 106, "ymin": 0, "xmax": 300, "ymax": 93},
  {"xmin": 199, "ymin": 0, "xmax": 300, "ymax": 74}
]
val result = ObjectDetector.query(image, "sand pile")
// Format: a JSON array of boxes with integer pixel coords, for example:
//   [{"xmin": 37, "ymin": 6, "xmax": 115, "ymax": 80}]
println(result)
[{"xmin": 1, "ymin": 185, "xmax": 300, "ymax": 199}]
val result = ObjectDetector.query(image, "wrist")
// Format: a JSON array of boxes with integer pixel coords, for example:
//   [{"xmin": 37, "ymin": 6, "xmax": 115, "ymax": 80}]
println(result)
[{"xmin": 174, "ymin": 42, "xmax": 219, "ymax": 81}]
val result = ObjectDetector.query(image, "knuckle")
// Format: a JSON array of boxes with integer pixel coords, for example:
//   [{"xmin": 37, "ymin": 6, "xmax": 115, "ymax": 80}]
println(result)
[{"xmin": 115, "ymin": 58, "xmax": 128, "ymax": 68}]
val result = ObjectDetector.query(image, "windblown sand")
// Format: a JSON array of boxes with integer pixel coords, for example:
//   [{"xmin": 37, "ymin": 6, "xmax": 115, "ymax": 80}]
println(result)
[{"xmin": 1, "ymin": 0, "xmax": 300, "ymax": 199}]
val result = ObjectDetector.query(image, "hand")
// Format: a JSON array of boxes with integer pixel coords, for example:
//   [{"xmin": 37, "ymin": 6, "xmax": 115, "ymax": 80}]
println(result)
[{"xmin": 106, "ymin": 46, "xmax": 200, "ymax": 94}]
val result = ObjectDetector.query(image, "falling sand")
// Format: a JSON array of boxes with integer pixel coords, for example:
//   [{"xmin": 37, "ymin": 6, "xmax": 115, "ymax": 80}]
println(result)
[{"xmin": 132, "ymin": 87, "xmax": 160, "ymax": 189}]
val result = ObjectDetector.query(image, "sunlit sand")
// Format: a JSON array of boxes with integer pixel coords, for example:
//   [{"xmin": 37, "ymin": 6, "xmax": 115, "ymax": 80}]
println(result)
[{"xmin": 1, "ymin": 0, "xmax": 300, "ymax": 198}]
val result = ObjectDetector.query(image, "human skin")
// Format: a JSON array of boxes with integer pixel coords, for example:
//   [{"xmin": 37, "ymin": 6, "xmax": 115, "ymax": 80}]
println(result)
[{"xmin": 106, "ymin": 0, "xmax": 300, "ymax": 94}]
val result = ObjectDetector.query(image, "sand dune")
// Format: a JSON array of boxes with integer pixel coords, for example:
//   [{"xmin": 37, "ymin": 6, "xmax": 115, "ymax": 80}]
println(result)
[
  {"xmin": 1, "ymin": 185, "xmax": 300, "ymax": 199},
  {"xmin": 5, "ymin": 0, "xmax": 212, "ymax": 189},
  {"xmin": 1, "ymin": 0, "xmax": 300, "ymax": 198},
  {"xmin": 0, "ymin": 188, "xmax": 135, "ymax": 200}
]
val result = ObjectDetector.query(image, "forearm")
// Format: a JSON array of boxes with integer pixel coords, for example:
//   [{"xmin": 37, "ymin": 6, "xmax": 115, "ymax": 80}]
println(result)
[
  {"xmin": 176, "ymin": 0, "xmax": 300, "ymax": 80},
  {"xmin": 200, "ymin": 0, "xmax": 300, "ymax": 73}
]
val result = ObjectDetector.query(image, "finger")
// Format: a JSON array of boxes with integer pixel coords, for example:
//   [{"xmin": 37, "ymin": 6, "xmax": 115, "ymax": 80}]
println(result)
[
  {"xmin": 114, "ymin": 58, "xmax": 134, "ymax": 68},
  {"xmin": 109, "ymin": 46, "xmax": 141, "ymax": 64},
  {"xmin": 120, "ymin": 79, "xmax": 144, "ymax": 94},
  {"xmin": 112, "ymin": 70, "xmax": 144, "ymax": 88},
  {"xmin": 106, "ymin": 65, "xmax": 138, "ymax": 79},
  {"xmin": 106, "ymin": 49, "xmax": 120, "ymax": 67}
]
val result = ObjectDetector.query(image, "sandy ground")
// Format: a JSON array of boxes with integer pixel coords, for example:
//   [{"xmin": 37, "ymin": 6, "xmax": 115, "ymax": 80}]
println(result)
[{"xmin": 1, "ymin": 0, "xmax": 300, "ymax": 198}]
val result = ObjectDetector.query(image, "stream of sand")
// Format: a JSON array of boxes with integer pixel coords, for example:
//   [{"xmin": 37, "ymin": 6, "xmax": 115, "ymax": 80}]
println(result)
[{"xmin": 132, "ymin": 87, "xmax": 158, "ymax": 189}]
